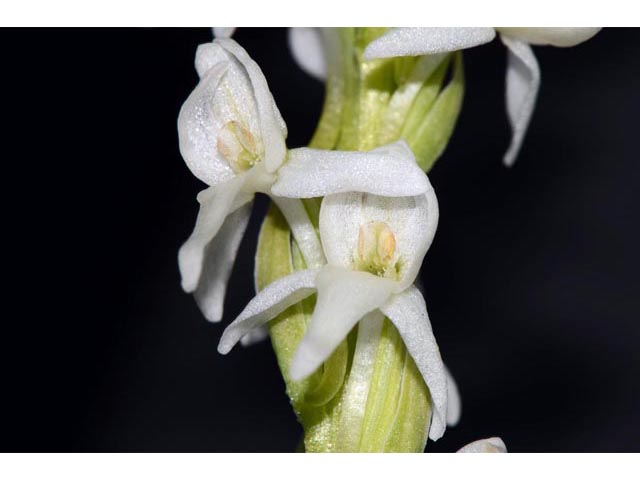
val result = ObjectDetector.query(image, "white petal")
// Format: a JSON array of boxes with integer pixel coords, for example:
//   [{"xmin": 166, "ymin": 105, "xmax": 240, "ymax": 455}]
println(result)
[
  {"xmin": 458, "ymin": 437, "xmax": 507, "ymax": 453},
  {"xmin": 178, "ymin": 61, "xmax": 238, "ymax": 186},
  {"xmin": 194, "ymin": 42, "xmax": 228, "ymax": 78},
  {"xmin": 364, "ymin": 27, "xmax": 496, "ymax": 60},
  {"xmin": 217, "ymin": 269, "xmax": 320, "ymax": 354},
  {"xmin": 320, "ymin": 190, "xmax": 438, "ymax": 289},
  {"xmin": 270, "ymin": 196, "xmax": 326, "ymax": 269},
  {"xmin": 192, "ymin": 204, "xmax": 251, "ymax": 322},
  {"xmin": 500, "ymin": 36, "xmax": 541, "ymax": 167},
  {"xmin": 445, "ymin": 365, "xmax": 462, "ymax": 427},
  {"xmin": 178, "ymin": 175, "xmax": 249, "ymax": 293},
  {"xmin": 289, "ymin": 266, "xmax": 396, "ymax": 381},
  {"xmin": 380, "ymin": 286, "xmax": 447, "ymax": 441},
  {"xmin": 213, "ymin": 27, "xmax": 236, "ymax": 39},
  {"xmin": 497, "ymin": 27, "xmax": 600, "ymax": 47},
  {"xmin": 240, "ymin": 325, "xmax": 269, "ymax": 347},
  {"xmin": 216, "ymin": 39, "xmax": 288, "ymax": 173},
  {"xmin": 273, "ymin": 141, "xmax": 430, "ymax": 199},
  {"xmin": 288, "ymin": 27, "xmax": 326, "ymax": 81}
]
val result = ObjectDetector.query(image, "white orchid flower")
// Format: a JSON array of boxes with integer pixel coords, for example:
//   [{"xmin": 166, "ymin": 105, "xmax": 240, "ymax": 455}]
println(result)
[
  {"xmin": 178, "ymin": 38, "xmax": 431, "ymax": 322},
  {"xmin": 218, "ymin": 184, "xmax": 450, "ymax": 441},
  {"xmin": 458, "ymin": 437, "xmax": 507, "ymax": 453},
  {"xmin": 364, "ymin": 27, "xmax": 600, "ymax": 166}
]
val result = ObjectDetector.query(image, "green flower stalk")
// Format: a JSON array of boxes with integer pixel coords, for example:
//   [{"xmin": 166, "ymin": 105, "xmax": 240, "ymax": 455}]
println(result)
[{"xmin": 255, "ymin": 28, "xmax": 464, "ymax": 452}]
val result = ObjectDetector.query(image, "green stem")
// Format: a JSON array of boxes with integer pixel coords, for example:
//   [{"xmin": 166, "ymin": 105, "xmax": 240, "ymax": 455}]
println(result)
[{"xmin": 256, "ymin": 28, "xmax": 465, "ymax": 453}]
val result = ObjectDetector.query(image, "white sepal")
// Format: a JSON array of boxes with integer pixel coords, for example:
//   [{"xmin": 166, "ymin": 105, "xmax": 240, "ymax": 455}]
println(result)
[
  {"xmin": 270, "ymin": 196, "xmax": 326, "ymax": 269},
  {"xmin": 289, "ymin": 266, "xmax": 396, "ymax": 381},
  {"xmin": 178, "ymin": 174, "xmax": 250, "ymax": 293},
  {"xmin": 216, "ymin": 39, "xmax": 288, "ymax": 173},
  {"xmin": 380, "ymin": 286, "xmax": 447, "ymax": 441},
  {"xmin": 497, "ymin": 27, "xmax": 600, "ymax": 47},
  {"xmin": 273, "ymin": 141, "xmax": 430, "ymax": 199},
  {"xmin": 500, "ymin": 36, "xmax": 541, "ymax": 167},
  {"xmin": 178, "ymin": 60, "xmax": 239, "ymax": 186},
  {"xmin": 217, "ymin": 269, "xmax": 320, "ymax": 354},
  {"xmin": 458, "ymin": 437, "xmax": 507, "ymax": 453},
  {"xmin": 445, "ymin": 365, "xmax": 462, "ymax": 427},
  {"xmin": 364, "ymin": 27, "xmax": 496, "ymax": 59},
  {"xmin": 193, "ymin": 203, "xmax": 252, "ymax": 322},
  {"xmin": 288, "ymin": 27, "xmax": 326, "ymax": 81}
]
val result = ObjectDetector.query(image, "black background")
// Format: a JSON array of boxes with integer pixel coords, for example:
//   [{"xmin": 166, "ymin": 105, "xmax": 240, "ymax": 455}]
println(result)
[{"xmin": 1, "ymin": 28, "xmax": 638, "ymax": 452}]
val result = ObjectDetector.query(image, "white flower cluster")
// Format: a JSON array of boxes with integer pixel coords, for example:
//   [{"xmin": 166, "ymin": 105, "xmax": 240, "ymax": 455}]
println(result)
[
  {"xmin": 178, "ymin": 27, "xmax": 599, "ymax": 447},
  {"xmin": 178, "ymin": 35, "xmax": 448, "ymax": 441}
]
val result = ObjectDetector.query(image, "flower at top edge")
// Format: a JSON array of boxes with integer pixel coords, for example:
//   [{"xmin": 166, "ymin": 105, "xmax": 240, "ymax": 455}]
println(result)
[{"xmin": 362, "ymin": 27, "xmax": 600, "ymax": 167}]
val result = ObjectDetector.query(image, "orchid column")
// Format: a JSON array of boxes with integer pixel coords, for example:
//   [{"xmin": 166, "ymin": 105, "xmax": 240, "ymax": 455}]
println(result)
[{"xmin": 255, "ymin": 28, "xmax": 464, "ymax": 452}]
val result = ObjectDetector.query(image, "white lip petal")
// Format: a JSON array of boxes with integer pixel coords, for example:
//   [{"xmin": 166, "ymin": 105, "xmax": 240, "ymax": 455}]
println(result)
[
  {"xmin": 288, "ymin": 27, "xmax": 327, "ymax": 81},
  {"xmin": 445, "ymin": 365, "xmax": 462, "ymax": 427},
  {"xmin": 270, "ymin": 196, "xmax": 326, "ymax": 269},
  {"xmin": 192, "ymin": 203, "xmax": 251, "ymax": 322},
  {"xmin": 379, "ymin": 286, "xmax": 447, "ymax": 441},
  {"xmin": 273, "ymin": 141, "xmax": 429, "ymax": 199},
  {"xmin": 217, "ymin": 268, "xmax": 320, "ymax": 355},
  {"xmin": 320, "ymin": 190, "xmax": 438, "ymax": 289},
  {"xmin": 217, "ymin": 39, "xmax": 288, "ymax": 173},
  {"xmin": 364, "ymin": 27, "xmax": 496, "ymax": 60},
  {"xmin": 178, "ymin": 175, "xmax": 250, "ymax": 293},
  {"xmin": 458, "ymin": 437, "xmax": 507, "ymax": 453},
  {"xmin": 500, "ymin": 36, "xmax": 541, "ymax": 167},
  {"xmin": 497, "ymin": 27, "xmax": 600, "ymax": 47},
  {"xmin": 213, "ymin": 27, "xmax": 236, "ymax": 39},
  {"xmin": 289, "ymin": 266, "xmax": 396, "ymax": 381}
]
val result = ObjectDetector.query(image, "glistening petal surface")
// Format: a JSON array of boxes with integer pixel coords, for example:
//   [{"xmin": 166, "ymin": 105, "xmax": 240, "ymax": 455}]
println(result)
[
  {"xmin": 217, "ymin": 39, "xmax": 288, "ymax": 173},
  {"xmin": 320, "ymin": 190, "xmax": 438, "ymax": 289},
  {"xmin": 273, "ymin": 141, "xmax": 430, "ymax": 198},
  {"xmin": 178, "ymin": 175, "xmax": 249, "ymax": 293},
  {"xmin": 288, "ymin": 27, "xmax": 327, "ymax": 81},
  {"xmin": 497, "ymin": 27, "xmax": 600, "ymax": 47},
  {"xmin": 501, "ymin": 36, "xmax": 541, "ymax": 167},
  {"xmin": 193, "ymin": 204, "xmax": 251, "ymax": 322},
  {"xmin": 289, "ymin": 266, "xmax": 396, "ymax": 381},
  {"xmin": 380, "ymin": 286, "xmax": 448, "ymax": 441},
  {"xmin": 178, "ymin": 61, "xmax": 239, "ymax": 186},
  {"xmin": 217, "ymin": 269, "xmax": 320, "ymax": 354},
  {"xmin": 364, "ymin": 27, "xmax": 496, "ymax": 59}
]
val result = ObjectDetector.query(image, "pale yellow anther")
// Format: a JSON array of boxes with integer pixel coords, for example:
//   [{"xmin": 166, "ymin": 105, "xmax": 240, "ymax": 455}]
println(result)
[
  {"xmin": 357, "ymin": 221, "xmax": 398, "ymax": 277},
  {"xmin": 217, "ymin": 121, "xmax": 262, "ymax": 173}
]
